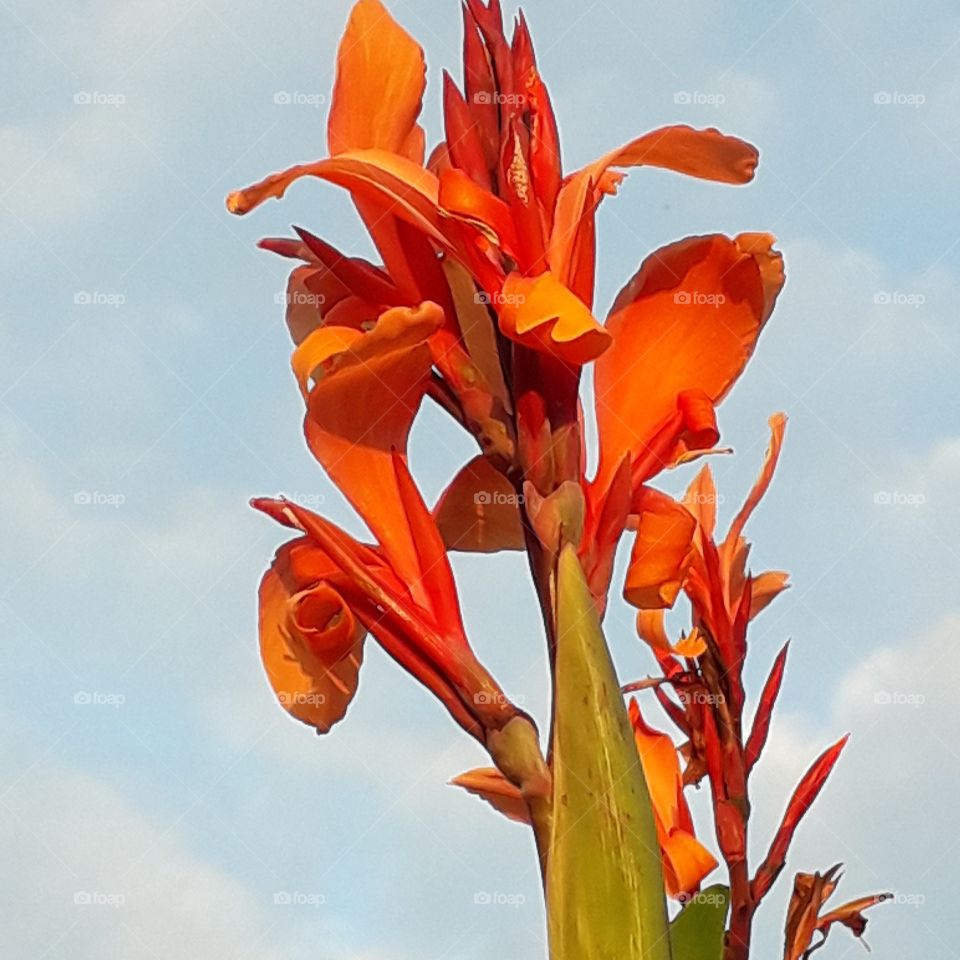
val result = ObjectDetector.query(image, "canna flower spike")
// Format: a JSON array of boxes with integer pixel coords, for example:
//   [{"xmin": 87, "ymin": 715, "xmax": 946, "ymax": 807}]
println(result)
[{"xmin": 225, "ymin": 1, "xmax": 889, "ymax": 958}]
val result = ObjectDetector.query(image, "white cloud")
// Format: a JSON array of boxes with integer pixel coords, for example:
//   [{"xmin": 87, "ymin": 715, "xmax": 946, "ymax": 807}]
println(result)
[{"xmin": 747, "ymin": 613, "xmax": 960, "ymax": 958}]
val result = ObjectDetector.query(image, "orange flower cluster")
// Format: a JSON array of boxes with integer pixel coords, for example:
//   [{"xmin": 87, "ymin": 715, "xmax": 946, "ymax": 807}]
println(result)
[{"xmin": 227, "ymin": 0, "xmax": 887, "ymax": 940}]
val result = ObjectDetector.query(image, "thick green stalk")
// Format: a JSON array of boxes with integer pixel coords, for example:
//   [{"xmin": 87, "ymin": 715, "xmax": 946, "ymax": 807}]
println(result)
[{"xmin": 545, "ymin": 544, "xmax": 672, "ymax": 960}]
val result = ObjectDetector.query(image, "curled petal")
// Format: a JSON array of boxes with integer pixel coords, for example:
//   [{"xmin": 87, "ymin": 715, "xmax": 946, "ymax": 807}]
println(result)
[
  {"xmin": 661, "ymin": 828, "xmax": 720, "ymax": 901},
  {"xmin": 595, "ymin": 233, "xmax": 784, "ymax": 493},
  {"xmin": 295, "ymin": 301, "xmax": 445, "ymax": 588},
  {"xmin": 326, "ymin": 0, "xmax": 426, "ymax": 161},
  {"xmin": 227, "ymin": 150, "xmax": 446, "ymax": 246},
  {"xmin": 550, "ymin": 125, "xmax": 759, "ymax": 300},
  {"xmin": 259, "ymin": 539, "xmax": 365, "ymax": 733},
  {"xmin": 637, "ymin": 610, "xmax": 672, "ymax": 652},
  {"xmin": 496, "ymin": 271, "xmax": 611, "ymax": 364},
  {"xmin": 625, "ymin": 488, "xmax": 697, "ymax": 610},
  {"xmin": 635, "ymin": 612, "xmax": 706, "ymax": 658}
]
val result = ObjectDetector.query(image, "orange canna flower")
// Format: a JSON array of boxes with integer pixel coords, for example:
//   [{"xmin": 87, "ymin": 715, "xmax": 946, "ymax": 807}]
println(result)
[
  {"xmin": 254, "ymin": 452, "xmax": 523, "ymax": 742},
  {"xmin": 581, "ymin": 235, "xmax": 785, "ymax": 608},
  {"xmin": 626, "ymin": 413, "xmax": 790, "ymax": 645},
  {"xmin": 227, "ymin": 0, "xmax": 768, "ymax": 388}
]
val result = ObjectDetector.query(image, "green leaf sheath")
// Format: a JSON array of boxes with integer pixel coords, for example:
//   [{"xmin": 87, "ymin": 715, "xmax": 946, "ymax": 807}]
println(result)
[
  {"xmin": 669, "ymin": 886, "xmax": 729, "ymax": 960},
  {"xmin": 546, "ymin": 544, "xmax": 672, "ymax": 960}
]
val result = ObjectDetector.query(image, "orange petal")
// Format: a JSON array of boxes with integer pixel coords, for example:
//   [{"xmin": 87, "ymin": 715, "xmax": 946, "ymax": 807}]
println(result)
[
  {"xmin": 661, "ymin": 827, "xmax": 720, "ymax": 900},
  {"xmin": 750, "ymin": 570, "xmax": 791, "ymax": 618},
  {"xmin": 550, "ymin": 125, "xmax": 759, "ymax": 301},
  {"xmin": 439, "ymin": 166, "xmax": 519, "ymax": 255},
  {"xmin": 636, "ymin": 611, "xmax": 706, "ymax": 658},
  {"xmin": 496, "ymin": 271, "xmax": 611, "ymax": 364},
  {"xmin": 295, "ymin": 301, "xmax": 444, "ymax": 588},
  {"xmin": 636, "ymin": 609, "xmax": 672, "ymax": 652},
  {"xmin": 259, "ymin": 539, "xmax": 365, "ymax": 733},
  {"xmin": 673, "ymin": 629, "xmax": 707, "ymax": 660},
  {"xmin": 595, "ymin": 233, "xmax": 784, "ymax": 493},
  {"xmin": 227, "ymin": 149, "xmax": 446, "ymax": 245},
  {"xmin": 450, "ymin": 767, "xmax": 531, "ymax": 824},
  {"xmin": 717, "ymin": 413, "xmax": 788, "ymax": 608},
  {"xmin": 683, "ymin": 465, "xmax": 718, "ymax": 539},
  {"xmin": 327, "ymin": 0, "xmax": 426, "ymax": 162},
  {"xmin": 723, "ymin": 412, "xmax": 788, "ymax": 553},
  {"xmin": 625, "ymin": 488, "xmax": 697, "ymax": 610},
  {"xmin": 629, "ymin": 698, "xmax": 717, "ymax": 898},
  {"xmin": 629, "ymin": 697, "xmax": 685, "ymax": 827},
  {"xmin": 434, "ymin": 456, "xmax": 525, "ymax": 553}
]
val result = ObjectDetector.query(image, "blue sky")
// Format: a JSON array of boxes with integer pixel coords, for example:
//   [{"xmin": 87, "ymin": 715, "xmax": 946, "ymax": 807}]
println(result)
[{"xmin": 2, "ymin": 0, "xmax": 959, "ymax": 957}]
